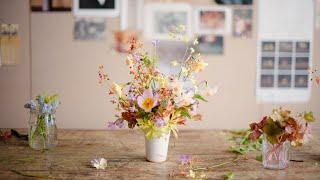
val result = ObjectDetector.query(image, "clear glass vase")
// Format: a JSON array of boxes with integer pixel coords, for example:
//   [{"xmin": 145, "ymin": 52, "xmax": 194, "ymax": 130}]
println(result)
[
  {"xmin": 28, "ymin": 112, "xmax": 58, "ymax": 150},
  {"xmin": 262, "ymin": 136, "xmax": 290, "ymax": 169}
]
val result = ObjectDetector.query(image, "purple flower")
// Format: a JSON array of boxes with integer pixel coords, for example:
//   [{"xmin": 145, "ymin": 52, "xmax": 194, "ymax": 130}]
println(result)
[
  {"xmin": 151, "ymin": 39, "xmax": 160, "ymax": 46},
  {"xmin": 137, "ymin": 89, "xmax": 158, "ymax": 112},
  {"xmin": 114, "ymin": 119, "xmax": 125, "ymax": 128},
  {"xmin": 155, "ymin": 116, "xmax": 167, "ymax": 127},
  {"xmin": 107, "ymin": 122, "xmax": 116, "ymax": 130},
  {"xmin": 180, "ymin": 155, "xmax": 192, "ymax": 165},
  {"xmin": 133, "ymin": 53, "xmax": 141, "ymax": 62},
  {"xmin": 41, "ymin": 103, "xmax": 52, "ymax": 114},
  {"xmin": 24, "ymin": 100, "xmax": 37, "ymax": 110}
]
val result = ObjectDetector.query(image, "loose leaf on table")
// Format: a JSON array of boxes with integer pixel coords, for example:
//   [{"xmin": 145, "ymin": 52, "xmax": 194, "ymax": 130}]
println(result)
[{"xmin": 224, "ymin": 172, "xmax": 234, "ymax": 180}]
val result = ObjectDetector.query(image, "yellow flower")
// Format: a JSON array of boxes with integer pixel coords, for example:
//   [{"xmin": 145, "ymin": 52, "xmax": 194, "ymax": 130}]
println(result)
[
  {"xmin": 111, "ymin": 83, "xmax": 122, "ymax": 97},
  {"xmin": 179, "ymin": 24, "xmax": 186, "ymax": 31},
  {"xmin": 183, "ymin": 36, "xmax": 189, "ymax": 43},
  {"xmin": 170, "ymin": 60, "xmax": 178, "ymax": 67},
  {"xmin": 190, "ymin": 60, "xmax": 208, "ymax": 73}
]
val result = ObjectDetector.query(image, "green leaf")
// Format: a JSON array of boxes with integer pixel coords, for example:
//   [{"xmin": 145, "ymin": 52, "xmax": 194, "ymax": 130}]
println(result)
[
  {"xmin": 303, "ymin": 111, "xmax": 315, "ymax": 122},
  {"xmin": 262, "ymin": 118, "xmax": 284, "ymax": 144},
  {"xmin": 194, "ymin": 94, "xmax": 208, "ymax": 102},
  {"xmin": 224, "ymin": 172, "xmax": 234, "ymax": 180},
  {"xmin": 180, "ymin": 109, "xmax": 191, "ymax": 119},
  {"xmin": 255, "ymin": 154, "xmax": 262, "ymax": 162}
]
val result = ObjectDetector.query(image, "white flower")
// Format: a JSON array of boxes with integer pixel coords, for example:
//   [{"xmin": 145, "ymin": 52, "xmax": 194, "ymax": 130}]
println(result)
[
  {"xmin": 193, "ymin": 38, "xmax": 199, "ymax": 45},
  {"xmin": 91, "ymin": 158, "xmax": 108, "ymax": 170},
  {"xmin": 111, "ymin": 83, "xmax": 122, "ymax": 97},
  {"xmin": 190, "ymin": 47, "xmax": 195, "ymax": 54}
]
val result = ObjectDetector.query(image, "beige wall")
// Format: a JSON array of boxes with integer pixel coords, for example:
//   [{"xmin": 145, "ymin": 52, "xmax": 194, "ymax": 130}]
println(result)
[
  {"xmin": 0, "ymin": 0, "xmax": 30, "ymax": 128},
  {"xmin": 0, "ymin": 0, "xmax": 319, "ymax": 129}
]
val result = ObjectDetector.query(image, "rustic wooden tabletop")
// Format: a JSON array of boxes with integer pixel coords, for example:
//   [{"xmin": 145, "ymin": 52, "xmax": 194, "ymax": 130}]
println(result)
[{"xmin": 0, "ymin": 129, "xmax": 319, "ymax": 179}]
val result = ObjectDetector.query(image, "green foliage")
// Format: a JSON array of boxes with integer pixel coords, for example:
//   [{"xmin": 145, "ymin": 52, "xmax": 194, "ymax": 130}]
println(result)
[
  {"xmin": 193, "ymin": 94, "xmax": 208, "ymax": 102},
  {"xmin": 303, "ymin": 111, "xmax": 315, "ymax": 122},
  {"xmin": 255, "ymin": 154, "xmax": 262, "ymax": 162},
  {"xmin": 262, "ymin": 118, "xmax": 284, "ymax": 144},
  {"xmin": 229, "ymin": 129, "xmax": 262, "ymax": 155},
  {"xmin": 137, "ymin": 118, "xmax": 171, "ymax": 140},
  {"xmin": 224, "ymin": 172, "xmax": 234, "ymax": 180}
]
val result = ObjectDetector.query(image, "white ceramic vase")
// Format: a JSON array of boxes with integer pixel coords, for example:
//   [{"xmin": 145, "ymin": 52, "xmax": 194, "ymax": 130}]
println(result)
[{"xmin": 145, "ymin": 132, "xmax": 170, "ymax": 163}]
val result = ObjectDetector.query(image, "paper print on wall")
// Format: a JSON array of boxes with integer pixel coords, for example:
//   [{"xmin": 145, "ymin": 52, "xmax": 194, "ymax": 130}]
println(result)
[
  {"xmin": 195, "ymin": 7, "xmax": 232, "ymax": 34},
  {"xmin": 74, "ymin": 18, "xmax": 106, "ymax": 40},
  {"xmin": 197, "ymin": 35, "xmax": 223, "ymax": 55},
  {"xmin": 144, "ymin": 3, "xmax": 192, "ymax": 40},
  {"xmin": 232, "ymin": 8, "xmax": 253, "ymax": 38},
  {"xmin": 215, "ymin": 0, "xmax": 252, "ymax": 5}
]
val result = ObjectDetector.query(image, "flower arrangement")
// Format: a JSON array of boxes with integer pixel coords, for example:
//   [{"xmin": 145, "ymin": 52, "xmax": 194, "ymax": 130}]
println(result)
[
  {"xmin": 249, "ymin": 108, "xmax": 315, "ymax": 146},
  {"xmin": 24, "ymin": 93, "xmax": 59, "ymax": 149},
  {"xmin": 98, "ymin": 26, "xmax": 217, "ymax": 140}
]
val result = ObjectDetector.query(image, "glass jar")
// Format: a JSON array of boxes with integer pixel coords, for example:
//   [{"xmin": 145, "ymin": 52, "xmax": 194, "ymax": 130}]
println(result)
[
  {"xmin": 262, "ymin": 135, "xmax": 290, "ymax": 169},
  {"xmin": 28, "ymin": 111, "xmax": 58, "ymax": 150}
]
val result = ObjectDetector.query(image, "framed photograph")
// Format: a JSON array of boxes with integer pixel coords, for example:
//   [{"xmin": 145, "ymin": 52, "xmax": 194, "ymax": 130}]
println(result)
[
  {"xmin": 260, "ymin": 75, "xmax": 274, "ymax": 88},
  {"xmin": 144, "ymin": 3, "xmax": 192, "ymax": 40},
  {"xmin": 296, "ymin": 41, "xmax": 310, "ymax": 53},
  {"xmin": 74, "ymin": 17, "xmax": 106, "ymax": 40},
  {"xmin": 295, "ymin": 57, "xmax": 309, "ymax": 70},
  {"xmin": 232, "ymin": 8, "xmax": 253, "ymax": 38},
  {"xmin": 31, "ymin": 0, "xmax": 49, "ymax": 11},
  {"xmin": 197, "ymin": 35, "xmax": 223, "ymax": 54},
  {"xmin": 195, "ymin": 7, "xmax": 232, "ymax": 34},
  {"xmin": 73, "ymin": 0, "xmax": 120, "ymax": 17},
  {"xmin": 261, "ymin": 57, "xmax": 274, "ymax": 70},
  {"xmin": 215, "ymin": 0, "xmax": 253, "ymax": 5},
  {"xmin": 295, "ymin": 75, "xmax": 308, "ymax": 88},
  {"xmin": 278, "ymin": 75, "xmax": 291, "ymax": 88},
  {"xmin": 278, "ymin": 57, "xmax": 292, "ymax": 70},
  {"xmin": 261, "ymin": 41, "xmax": 275, "ymax": 52}
]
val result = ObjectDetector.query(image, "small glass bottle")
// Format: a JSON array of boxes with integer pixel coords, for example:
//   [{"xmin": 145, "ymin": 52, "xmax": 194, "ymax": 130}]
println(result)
[
  {"xmin": 28, "ymin": 111, "xmax": 58, "ymax": 150},
  {"xmin": 262, "ymin": 135, "xmax": 290, "ymax": 169}
]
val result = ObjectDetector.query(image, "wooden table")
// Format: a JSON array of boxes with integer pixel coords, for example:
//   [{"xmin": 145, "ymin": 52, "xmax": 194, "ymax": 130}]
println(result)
[{"xmin": 0, "ymin": 129, "xmax": 319, "ymax": 179}]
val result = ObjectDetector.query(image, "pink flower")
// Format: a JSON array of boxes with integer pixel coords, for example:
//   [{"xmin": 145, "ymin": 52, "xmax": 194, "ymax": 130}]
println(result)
[{"xmin": 137, "ymin": 89, "xmax": 158, "ymax": 112}]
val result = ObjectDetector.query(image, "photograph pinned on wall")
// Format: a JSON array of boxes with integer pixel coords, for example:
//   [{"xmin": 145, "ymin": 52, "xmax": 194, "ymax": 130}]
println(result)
[
  {"xmin": 261, "ymin": 57, "xmax": 275, "ymax": 70},
  {"xmin": 278, "ymin": 75, "xmax": 291, "ymax": 88},
  {"xmin": 295, "ymin": 75, "xmax": 308, "ymax": 88},
  {"xmin": 50, "ymin": 0, "xmax": 72, "ymax": 11},
  {"xmin": 197, "ymin": 35, "xmax": 223, "ymax": 54},
  {"xmin": 279, "ymin": 41, "xmax": 293, "ymax": 53},
  {"xmin": 232, "ymin": 8, "xmax": 253, "ymax": 38},
  {"xmin": 144, "ymin": 3, "xmax": 192, "ymax": 40},
  {"xmin": 215, "ymin": 0, "xmax": 253, "ymax": 5},
  {"xmin": 261, "ymin": 41, "xmax": 275, "ymax": 53},
  {"xmin": 278, "ymin": 57, "xmax": 292, "ymax": 70},
  {"xmin": 260, "ymin": 75, "xmax": 274, "ymax": 88},
  {"xmin": 73, "ymin": 0, "xmax": 120, "ymax": 17},
  {"xmin": 195, "ymin": 7, "xmax": 232, "ymax": 34},
  {"xmin": 295, "ymin": 57, "xmax": 309, "ymax": 70},
  {"xmin": 74, "ymin": 17, "xmax": 106, "ymax": 40},
  {"xmin": 296, "ymin": 41, "xmax": 310, "ymax": 53}
]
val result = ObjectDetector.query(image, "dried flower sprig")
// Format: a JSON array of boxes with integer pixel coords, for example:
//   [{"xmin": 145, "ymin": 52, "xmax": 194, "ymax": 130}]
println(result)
[{"xmin": 169, "ymin": 155, "xmax": 241, "ymax": 179}]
